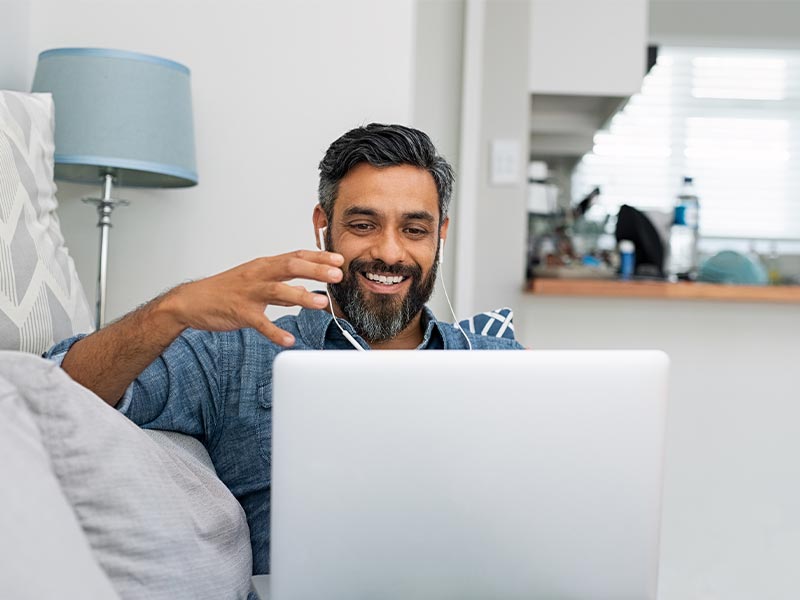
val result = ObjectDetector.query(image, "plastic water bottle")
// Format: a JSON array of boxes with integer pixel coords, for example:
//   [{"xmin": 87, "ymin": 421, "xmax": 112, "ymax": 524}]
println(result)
[
  {"xmin": 619, "ymin": 240, "xmax": 635, "ymax": 280},
  {"xmin": 667, "ymin": 176, "xmax": 700, "ymax": 281}
]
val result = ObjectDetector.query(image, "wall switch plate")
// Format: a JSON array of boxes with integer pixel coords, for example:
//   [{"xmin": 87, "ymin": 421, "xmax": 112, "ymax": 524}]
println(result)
[{"xmin": 489, "ymin": 139, "xmax": 522, "ymax": 186}]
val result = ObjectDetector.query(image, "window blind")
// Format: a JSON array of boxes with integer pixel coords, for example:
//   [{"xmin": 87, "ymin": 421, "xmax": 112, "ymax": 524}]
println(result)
[{"xmin": 572, "ymin": 46, "xmax": 800, "ymax": 241}]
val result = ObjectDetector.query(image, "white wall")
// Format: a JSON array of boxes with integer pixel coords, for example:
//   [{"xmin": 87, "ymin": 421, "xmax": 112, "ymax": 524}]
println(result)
[
  {"xmin": 457, "ymin": 0, "xmax": 529, "ymax": 319},
  {"xmin": 474, "ymin": 0, "xmax": 529, "ymax": 316},
  {"xmin": 22, "ymin": 0, "xmax": 416, "ymax": 322},
  {"xmin": 0, "ymin": 0, "xmax": 30, "ymax": 90},
  {"xmin": 412, "ymin": 0, "xmax": 465, "ymax": 320}
]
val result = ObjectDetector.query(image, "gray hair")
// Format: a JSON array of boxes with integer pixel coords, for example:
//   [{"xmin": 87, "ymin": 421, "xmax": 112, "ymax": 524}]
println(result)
[{"xmin": 318, "ymin": 123, "xmax": 455, "ymax": 224}]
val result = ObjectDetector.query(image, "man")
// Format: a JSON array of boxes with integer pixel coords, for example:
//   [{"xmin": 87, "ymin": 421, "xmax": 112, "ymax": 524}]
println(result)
[{"xmin": 46, "ymin": 123, "xmax": 523, "ymax": 573}]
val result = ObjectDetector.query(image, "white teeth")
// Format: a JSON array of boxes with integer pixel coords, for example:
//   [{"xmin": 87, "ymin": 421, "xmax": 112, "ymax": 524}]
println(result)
[{"xmin": 365, "ymin": 272, "xmax": 405, "ymax": 285}]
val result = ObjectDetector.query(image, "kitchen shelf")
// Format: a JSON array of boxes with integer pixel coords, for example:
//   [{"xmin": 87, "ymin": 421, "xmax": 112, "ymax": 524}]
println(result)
[{"xmin": 527, "ymin": 278, "xmax": 800, "ymax": 304}]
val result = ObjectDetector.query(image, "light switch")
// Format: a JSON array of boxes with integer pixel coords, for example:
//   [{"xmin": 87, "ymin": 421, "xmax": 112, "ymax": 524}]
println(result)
[{"xmin": 490, "ymin": 139, "xmax": 521, "ymax": 186}]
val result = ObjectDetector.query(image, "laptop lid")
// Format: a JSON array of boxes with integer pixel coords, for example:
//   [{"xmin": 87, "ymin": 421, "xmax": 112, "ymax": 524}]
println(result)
[{"xmin": 270, "ymin": 350, "xmax": 669, "ymax": 600}]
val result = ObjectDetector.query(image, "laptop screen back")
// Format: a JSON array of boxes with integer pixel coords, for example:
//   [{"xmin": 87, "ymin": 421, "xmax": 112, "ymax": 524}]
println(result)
[{"xmin": 270, "ymin": 350, "xmax": 668, "ymax": 600}]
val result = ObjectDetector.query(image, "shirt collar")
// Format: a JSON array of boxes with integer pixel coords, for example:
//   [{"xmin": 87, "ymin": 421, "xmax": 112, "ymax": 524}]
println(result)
[{"xmin": 296, "ymin": 299, "xmax": 447, "ymax": 350}]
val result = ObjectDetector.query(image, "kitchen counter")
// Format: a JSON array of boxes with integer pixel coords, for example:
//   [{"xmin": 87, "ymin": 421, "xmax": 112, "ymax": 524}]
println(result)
[{"xmin": 527, "ymin": 278, "xmax": 800, "ymax": 304}]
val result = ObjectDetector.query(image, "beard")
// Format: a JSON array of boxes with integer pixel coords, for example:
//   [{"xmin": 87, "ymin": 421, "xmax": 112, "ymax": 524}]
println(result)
[{"xmin": 326, "ymin": 231, "xmax": 439, "ymax": 344}]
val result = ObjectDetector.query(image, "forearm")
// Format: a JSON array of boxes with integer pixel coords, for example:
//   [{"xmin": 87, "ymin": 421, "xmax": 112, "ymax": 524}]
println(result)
[
  {"xmin": 61, "ymin": 287, "xmax": 188, "ymax": 406},
  {"xmin": 59, "ymin": 250, "xmax": 344, "ymax": 405}
]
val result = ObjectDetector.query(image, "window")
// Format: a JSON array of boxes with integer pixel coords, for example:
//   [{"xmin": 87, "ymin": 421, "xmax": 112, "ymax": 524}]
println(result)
[{"xmin": 572, "ymin": 47, "xmax": 800, "ymax": 245}]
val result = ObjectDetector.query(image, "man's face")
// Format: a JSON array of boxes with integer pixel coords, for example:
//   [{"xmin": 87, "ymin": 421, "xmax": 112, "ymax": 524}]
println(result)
[{"xmin": 315, "ymin": 163, "xmax": 448, "ymax": 343}]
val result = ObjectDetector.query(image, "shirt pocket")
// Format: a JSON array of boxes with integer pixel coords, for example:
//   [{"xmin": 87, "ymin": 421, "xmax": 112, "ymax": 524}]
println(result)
[{"xmin": 255, "ymin": 381, "xmax": 273, "ymax": 465}]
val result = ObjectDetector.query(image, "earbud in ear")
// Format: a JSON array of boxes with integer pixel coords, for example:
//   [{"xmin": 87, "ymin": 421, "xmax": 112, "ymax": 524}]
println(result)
[
  {"xmin": 436, "ymin": 235, "xmax": 472, "ymax": 350},
  {"xmin": 318, "ymin": 227, "xmax": 327, "ymax": 252}
]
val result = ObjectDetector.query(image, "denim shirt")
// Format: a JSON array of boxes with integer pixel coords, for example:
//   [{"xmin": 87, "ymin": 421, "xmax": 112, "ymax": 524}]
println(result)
[{"xmin": 45, "ymin": 306, "xmax": 523, "ymax": 574}]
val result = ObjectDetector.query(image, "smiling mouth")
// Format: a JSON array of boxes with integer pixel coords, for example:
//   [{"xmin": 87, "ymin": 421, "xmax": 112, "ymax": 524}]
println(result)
[{"xmin": 361, "ymin": 271, "xmax": 409, "ymax": 287}]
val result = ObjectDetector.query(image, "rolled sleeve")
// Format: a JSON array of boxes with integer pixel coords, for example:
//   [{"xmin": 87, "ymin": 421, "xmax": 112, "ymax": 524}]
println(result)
[
  {"xmin": 45, "ymin": 350, "xmax": 68, "ymax": 367},
  {"xmin": 43, "ymin": 333, "xmax": 88, "ymax": 360},
  {"xmin": 44, "ymin": 333, "xmax": 139, "ymax": 415}
]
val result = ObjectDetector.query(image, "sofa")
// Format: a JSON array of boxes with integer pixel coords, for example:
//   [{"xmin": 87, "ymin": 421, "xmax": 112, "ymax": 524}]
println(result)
[{"xmin": 0, "ymin": 90, "xmax": 256, "ymax": 599}]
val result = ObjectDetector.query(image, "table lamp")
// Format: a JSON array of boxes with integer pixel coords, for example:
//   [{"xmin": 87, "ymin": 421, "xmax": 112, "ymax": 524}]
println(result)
[{"xmin": 31, "ymin": 47, "xmax": 198, "ymax": 327}]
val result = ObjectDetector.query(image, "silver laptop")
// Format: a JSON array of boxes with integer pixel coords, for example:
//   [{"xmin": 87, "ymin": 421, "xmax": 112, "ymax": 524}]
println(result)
[{"xmin": 268, "ymin": 350, "xmax": 669, "ymax": 600}]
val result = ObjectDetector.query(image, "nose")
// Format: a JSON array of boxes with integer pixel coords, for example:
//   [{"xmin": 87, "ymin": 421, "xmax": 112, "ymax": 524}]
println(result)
[{"xmin": 370, "ymin": 229, "xmax": 406, "ymax": 266}]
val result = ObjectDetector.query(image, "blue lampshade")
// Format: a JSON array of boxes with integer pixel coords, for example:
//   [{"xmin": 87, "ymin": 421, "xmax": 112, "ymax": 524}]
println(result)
[{"xmin": 31, "ymin": 47, "xmax": 198, "ymax": 187}]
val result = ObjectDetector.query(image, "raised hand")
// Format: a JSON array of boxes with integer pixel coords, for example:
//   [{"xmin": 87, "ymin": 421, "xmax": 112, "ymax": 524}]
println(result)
[
  {"xmin": 59, "ymin": 249, "xmax": 345, "ymax": 405},
  {"xmin": 166, "ymin": 250, "xmax": 344, "ymax": 346}
]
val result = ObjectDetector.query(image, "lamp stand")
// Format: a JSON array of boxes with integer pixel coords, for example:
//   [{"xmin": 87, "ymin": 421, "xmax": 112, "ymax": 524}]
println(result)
[{"xmin": 82, "ymin": 173, "xmax": 129, "ymax": 328}]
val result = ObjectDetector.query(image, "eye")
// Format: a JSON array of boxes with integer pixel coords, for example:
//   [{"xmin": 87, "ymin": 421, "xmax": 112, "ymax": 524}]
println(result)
[
  {"xmin": 404, "ymin": 226, "xmax": 429, "ymax": 237},
  {"xmin": 348, "ymin": 222, "xmax": 375, "ymax": 233}
]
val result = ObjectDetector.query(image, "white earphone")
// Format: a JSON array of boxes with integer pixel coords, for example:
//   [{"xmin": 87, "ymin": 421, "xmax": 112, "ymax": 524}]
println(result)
[
  {"xmin": 318, "ymin": 226, "xmax": 365, "ymax": 351},
  {"xmin": 437, "ymin": 237, "xmax": 472, "ymax": 350}
]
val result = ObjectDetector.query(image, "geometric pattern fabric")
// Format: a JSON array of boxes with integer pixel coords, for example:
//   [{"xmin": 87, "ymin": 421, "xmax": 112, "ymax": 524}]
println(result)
[
  {"xmin": 459, "ymin": 307, "xmax": 516, "ymax": 340},
  {"xmin": 0, "ymin": 90, "xmax": 94, "ymax": 354}
]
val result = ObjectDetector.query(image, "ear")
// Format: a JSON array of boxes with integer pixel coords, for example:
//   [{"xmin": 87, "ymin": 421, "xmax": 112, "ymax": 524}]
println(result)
[
  {"xmin": 312, "ymin": 204, "xmax": 329, "ymax": 250},
  {"xmin": 438, "ymin": 216, "xmax": 450, "ymax": 248}
]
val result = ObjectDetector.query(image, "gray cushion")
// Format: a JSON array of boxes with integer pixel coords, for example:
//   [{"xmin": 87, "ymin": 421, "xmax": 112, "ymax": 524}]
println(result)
[
  {"xmin": 0, "ymin": 371, "xmax": 120, "ymax": 600},
  {"xmin": 0, "ymin": 351, "xmax": 253, "ymax": 600},
  {"xmin": 0, "ymin": 90, "xmax": 94, "ymax": 354}
]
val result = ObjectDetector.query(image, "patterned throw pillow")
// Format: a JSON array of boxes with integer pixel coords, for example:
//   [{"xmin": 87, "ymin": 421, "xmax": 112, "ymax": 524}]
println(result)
[
  {"xmin": 459, "ymin": 307, "xmax": 516, "ymax": 340},
  {"xmin": 0, "ymin": 90, "xmax": 94, "ymax": 354}
]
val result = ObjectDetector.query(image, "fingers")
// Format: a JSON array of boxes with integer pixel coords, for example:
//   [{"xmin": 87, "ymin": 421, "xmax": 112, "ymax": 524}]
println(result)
[
  {"xmin": 247, "ymin": 284, "xmax": 332, "ymax": 346},
  {"xmin": 265, "ymin": 283, "xmax": 330, "ymax": 309},
  {"xmin": 247, "ymin": 286, "xmax": 332, "ymax": 345},
  {"xmin": 290, "ymin": 250, "xmax": 344, "ymax": 267},
  {"xmin": 266, "ymin": 251, "xmax": 345, "ymax": 284},
  {"xmin": 290, "ymin": 249, "xmax": 344, "ymax": 267}
]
